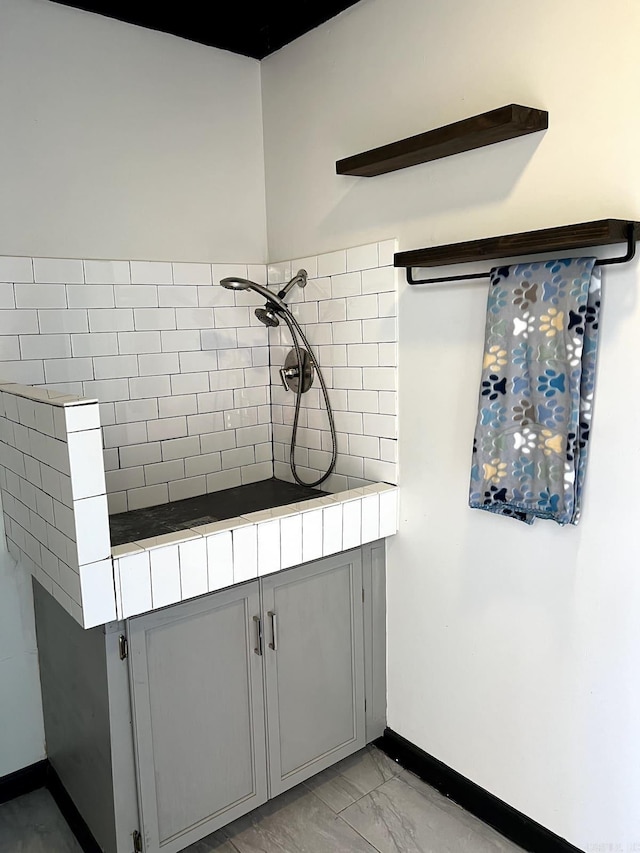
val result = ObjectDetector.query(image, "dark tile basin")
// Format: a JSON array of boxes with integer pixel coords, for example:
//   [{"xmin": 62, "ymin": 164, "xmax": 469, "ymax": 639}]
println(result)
[{"xmin": 109, "ymin": 478, "xmax": 327, "ymax": 547}]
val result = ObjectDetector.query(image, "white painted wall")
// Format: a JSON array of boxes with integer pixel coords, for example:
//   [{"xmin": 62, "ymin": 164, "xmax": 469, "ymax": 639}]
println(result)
[
  {"xmin": 262, "ymin": 0, "xmax": 640, "ymax": 847},
  {"xmin": 0, "ymin": 0, "xmax": 267, "ymax": 263}
]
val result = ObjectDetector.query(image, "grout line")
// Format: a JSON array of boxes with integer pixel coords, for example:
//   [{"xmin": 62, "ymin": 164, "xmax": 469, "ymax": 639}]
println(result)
[{"xmin": 335, "ymin": 809, "xmax": 386, "ymax": 853}]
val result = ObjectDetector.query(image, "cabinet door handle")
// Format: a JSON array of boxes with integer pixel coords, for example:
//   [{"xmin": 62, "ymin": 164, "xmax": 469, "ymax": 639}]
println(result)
[
  {"xmin": 268, "ymin": 611, "xmax": 278, "ymax": 651},
  {"xmin": 253, "ymin": 615, "xmax": 263, "ymax": 656}
]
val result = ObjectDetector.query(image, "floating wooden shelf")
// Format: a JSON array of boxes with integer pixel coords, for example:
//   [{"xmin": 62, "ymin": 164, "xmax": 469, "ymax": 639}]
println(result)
[
  {"xmin": 336, "ymin": 104, "xmax": 548, "ymax": 178},
  {"xmin": 394, "ymin": 219, "xmax": 639, "ymax": 269}
]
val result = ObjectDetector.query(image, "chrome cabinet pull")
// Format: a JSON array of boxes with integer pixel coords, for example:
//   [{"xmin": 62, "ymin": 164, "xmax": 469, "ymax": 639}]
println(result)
[
  {"xmin": 268, "ymin": 611, "xmax": 278, "ymax": 651},
  {"xmin": 253, "ymin": 615, "xmax": 263, "ymax": 656}
]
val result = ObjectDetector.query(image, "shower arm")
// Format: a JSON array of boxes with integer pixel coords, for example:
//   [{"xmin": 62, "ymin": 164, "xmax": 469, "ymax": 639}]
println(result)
[{"xmin": 277, "ymin": 269, "xmax": 307, "ymax": 300}]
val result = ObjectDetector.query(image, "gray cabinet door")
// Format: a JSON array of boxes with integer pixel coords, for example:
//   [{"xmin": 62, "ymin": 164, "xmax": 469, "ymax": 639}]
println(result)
[
  {"xmin": 261, "ymin": 551, "xmax": 366, "ymax": 796},
  {"xmin": 127, "ymin": 581, "xmax": 268, "ymax": 853}
]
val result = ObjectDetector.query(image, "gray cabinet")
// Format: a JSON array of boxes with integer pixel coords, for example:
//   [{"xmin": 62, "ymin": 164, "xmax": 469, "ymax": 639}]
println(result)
[
  {"xmin": 128, "ymin": 581, "xmax": 268, "ymax": 853},
  {"xmin": 262, "ymin": 552, "xmax": 365, "ymax": 796},
  {"xmin": 129, "ymin": 550, "xmax": 368, "ymax": 852},
  {"xmin": 33, "ymin": 581, "xmax": 140, "ymax": 853},
  {"xmin": 33, "ymin": 543, "xmax": 385, "ymax": 853}
]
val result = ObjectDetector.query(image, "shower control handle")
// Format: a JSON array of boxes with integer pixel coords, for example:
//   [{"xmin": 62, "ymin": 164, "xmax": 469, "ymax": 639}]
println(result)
[
  {"xmin": 280, "ymin": 349, "xmax": 314, "ymax": 394},
  {"xmin": 279, "ymin": 366, "xmax": 298, "ymax": 390}
]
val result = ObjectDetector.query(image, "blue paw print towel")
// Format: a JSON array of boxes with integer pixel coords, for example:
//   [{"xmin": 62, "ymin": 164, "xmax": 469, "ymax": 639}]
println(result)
[{"xmin": 469, "ymin": 257, "xmax": 600, "ymax": 525}]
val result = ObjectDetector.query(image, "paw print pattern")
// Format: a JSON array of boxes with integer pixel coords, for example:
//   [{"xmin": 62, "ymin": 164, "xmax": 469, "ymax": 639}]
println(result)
[
  {"xmin": 513, "ymin": 399, "xmax": 535, "ymax": 424},
  {"xmin": 483, "ymin": 346, "xmax": 507, "ymax": 371},
  {"xmin": 480, "ymin": 402, "xmax": 507, "ymax": 429},
  {"xmin": 490, "ymin": 267, "xmax": 511, "ymax": 286},
  {"xmin": 542, "ymin": 277, "xmax": 567, "ymax": 305},
  {"xmin": 537, "ymin": 489, "xmax": 561, "ymax": 514},
  {"xmin": 578, "ymin": 420, "xmax": 590, "ymax": 450},
  {"xmin": 513, "ymin": 282, "xmax": 538, "ymax": 311},
  {"xmin": 512, "ymin": 375, "xmax": 530, "ymax": 396},
  {"xmin": 570, "ymin": 276, "xmax": 589, "ymax": 302},
  {"xmin": 511, "ymin": 486, "xmax": 535, "ymax": 503},
  {"xmin": 545, "ymin": 259, "xmax": 572, "ymax": 272},
  {"xmin": 482, "ymin": 485, "xmax": 508, "ymax": 505},
  {"xmin": 482, "ymin": 458, "xmax": 507, "ymax": 484},
  {"xmin": 481, "ymin": 374, "xmax": 507, "ymax": 400},
  {"xmin": 480, "ymin": 432, "xmax": 508, "ymax": 457},
  {"xmin": 513, "ymin": 428, "xmax": 536, "ymax": 454},
  {"xmin": 472, "ymin": 256, "xmax": 600, "ymax": 524},
  {"xmin": 564, "ymin": 462, "xmax": 576, "ymax": 489},
  {"xmin": 537, "ymin": 338, "xmax": 561, "ymax": 362},
  {"xmin": 539, "ymin": 307, "xmax": 564, "ymax": 337},
  {"xmin": 513, "ymin": 456, "xmax": 534, "ymax": 482},
  {"xmin": 488, "ymin": 285, "xmax": 508, "ymax": 315},
  {"xmin": 501, "ymin": 506, "xmax": 531, "ymax": 521},
  {"xmin": 537, "ymin": 401, "xmax": 565, "ymax": 428},
  {"xmin": 568, "ymin": 305, "xmax": 586, "ymax": 335},
  {"xmin": 585, "ymin": 301, "xmax": 600, "ymax": 330},
  {"xmin": 565, "ymin": 337, "xmax": 583, "ymax": 367},
  {"xmin": 513, "ymin": 311, "xmax": 535, "ymax": 338},
  {"xmin": 538, "ymin": 429, "xmax": 563, "ymax": 456},
  {"xmin": 489, "ymin": 318, "xmax": 507, "ymax": 340},
  {"xmin": 581, "ymin": 391, "xmax": 594, "ymax": 419},
  {"xmin": 537, "ymin": 369, "xmax": 566, "ymax": 397},
  {"xmin": 537, "ymin": 459, "xmax": 563, "ymax": 483},
  {"xmin": 512, "ymin": 341, "xmax": 532, "ymax": 368}
]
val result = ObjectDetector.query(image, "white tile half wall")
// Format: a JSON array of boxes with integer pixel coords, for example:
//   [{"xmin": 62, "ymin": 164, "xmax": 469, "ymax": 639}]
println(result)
[
  {"xmin": 0, "ymin": 380, "xmax": 399, "ymax": 627},
  {"xmin": 0, "ymin": 382, "xmax": 113, "ymax": 628},
  {"xmin": 0, "ymin": 257, "xmax": 272, "ymax": 513},
  {"xmin": 268, "ymin": 240, "xmax": 398, "ymax": 490}
]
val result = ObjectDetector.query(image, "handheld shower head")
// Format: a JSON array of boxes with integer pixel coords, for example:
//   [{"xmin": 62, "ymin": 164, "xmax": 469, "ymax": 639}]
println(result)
[
  {"xmin": 219, "ymin": 277, "xmax": 253, "ymax": 290},
  {"xmin": 219, "ymin": 276, "xmax": 288, "ymax": 314}
]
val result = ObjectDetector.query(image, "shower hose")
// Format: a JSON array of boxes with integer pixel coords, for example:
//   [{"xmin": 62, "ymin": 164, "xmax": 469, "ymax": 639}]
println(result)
[{"xmin": 279, "ymin": 309, "xmax": 338, "ymax": 488}]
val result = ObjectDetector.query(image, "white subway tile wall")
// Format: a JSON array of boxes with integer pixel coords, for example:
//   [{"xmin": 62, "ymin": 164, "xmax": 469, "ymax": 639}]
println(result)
[
  {"xmin": 0, "ymin": 383, "xmax": 113, "ymax": 628},
  {"xmin": 269, "ymin": 241, "xmax": 398, "ymax": 492},
  {"xmin": 0, "ymin": 259, "xmax": 272, "ymax": 512},
  {"xmin": 0, "ymin": 242, "xmax": 397, "ymax": 515}
]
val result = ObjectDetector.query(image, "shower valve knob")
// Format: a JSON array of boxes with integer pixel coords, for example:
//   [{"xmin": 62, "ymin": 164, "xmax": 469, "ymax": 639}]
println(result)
[
  {"xmin": 280, "ymin": 349, "xmax": 314, "ymax": 394},
  {"xmin": 279, "ymin": 366, "xmax": 298, "ymax": 389}
]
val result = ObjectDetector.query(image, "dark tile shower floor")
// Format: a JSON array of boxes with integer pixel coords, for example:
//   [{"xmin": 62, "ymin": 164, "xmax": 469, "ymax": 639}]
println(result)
[{"xmin": 109, "ymin": 478, "xmax": 327, "ymax": 546}]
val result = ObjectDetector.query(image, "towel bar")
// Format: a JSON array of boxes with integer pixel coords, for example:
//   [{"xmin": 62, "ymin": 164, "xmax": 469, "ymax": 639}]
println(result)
[{"xmin": 399, "ymin": 220, "xmax": 638, "ymax": 285}]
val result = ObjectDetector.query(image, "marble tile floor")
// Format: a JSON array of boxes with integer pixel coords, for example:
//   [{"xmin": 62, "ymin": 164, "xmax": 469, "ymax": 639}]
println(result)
[
  {"xmin": 186, "ymin": 746, "xmax": 524, "ymax": 853},
  {"xmin": 0, "ymin": 747, "xmax": 525, "ymax": 853},
  {"xmin": 0, "ymin": 787, "xmax": 82, "ymax": 853}
]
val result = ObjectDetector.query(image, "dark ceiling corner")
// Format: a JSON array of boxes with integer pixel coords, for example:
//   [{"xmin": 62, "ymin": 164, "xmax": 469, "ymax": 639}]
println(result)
[{"xmin": 50, "ymin": 1, "xmax": 362, "ymax": 59}]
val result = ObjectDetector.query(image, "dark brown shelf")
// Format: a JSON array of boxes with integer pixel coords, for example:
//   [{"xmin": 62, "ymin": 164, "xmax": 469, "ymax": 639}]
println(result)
[
  {"xmin": 394, "ymin": 219, "xmax": 639, "ymax": 269},
  {"xmin": 336, "ymin": 104, "xmax": 548, "ymax": 178}
]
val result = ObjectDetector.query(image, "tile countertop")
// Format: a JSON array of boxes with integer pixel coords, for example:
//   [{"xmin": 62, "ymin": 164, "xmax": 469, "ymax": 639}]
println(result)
[{"xmin": 111, "ymin": 482, "xmax": 398, "ymax": 620}]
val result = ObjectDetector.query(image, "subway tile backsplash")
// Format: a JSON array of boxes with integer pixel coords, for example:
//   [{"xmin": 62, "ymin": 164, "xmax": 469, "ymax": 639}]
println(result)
[
  {"xmin": 0, "ymin": 260, "xmax": 272, "ymax": 512},
  {"xmin": 269, "ymin": 240, "xmax": 398, "ymax": 492},
  {"xmin": 0, "ymin": 241, "xmax": 398, "ymax": 511}
]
